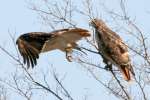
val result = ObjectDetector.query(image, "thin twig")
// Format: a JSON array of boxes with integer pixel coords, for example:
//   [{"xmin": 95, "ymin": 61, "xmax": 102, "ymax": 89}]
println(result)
[
  {"xmin": 110, "ymin": 70, "xmax": 130, "ymax": 100},
  {"xmin": 53, "ymin": 72, "xmax": 74, "ymax": 100}
]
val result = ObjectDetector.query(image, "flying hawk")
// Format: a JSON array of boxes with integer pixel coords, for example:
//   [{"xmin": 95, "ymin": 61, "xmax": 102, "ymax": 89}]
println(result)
[
  {"xmin": 16, "ymin": 28, "xmax": 90, "ymax": 68},
  {"xmin": 90, "ymin": 18, "xmax": 135, "ymax": 81}
]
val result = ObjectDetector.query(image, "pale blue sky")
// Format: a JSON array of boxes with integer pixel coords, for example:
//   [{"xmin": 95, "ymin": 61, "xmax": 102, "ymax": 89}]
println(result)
[{"xmin": 0, "ymin": 0, "xmax": 150, "ymax": 100}]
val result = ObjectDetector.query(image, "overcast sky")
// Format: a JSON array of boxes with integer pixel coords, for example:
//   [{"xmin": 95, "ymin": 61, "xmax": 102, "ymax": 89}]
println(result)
[{"xmin": 0, "ymin": 0, "xmax": 150, "ymax": 100}]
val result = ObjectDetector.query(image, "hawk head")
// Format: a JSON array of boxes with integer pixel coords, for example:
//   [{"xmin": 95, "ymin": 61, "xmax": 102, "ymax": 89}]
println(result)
[{"xmin": 90, "ymin": 18, "xmax": 107, "ymax": 29}]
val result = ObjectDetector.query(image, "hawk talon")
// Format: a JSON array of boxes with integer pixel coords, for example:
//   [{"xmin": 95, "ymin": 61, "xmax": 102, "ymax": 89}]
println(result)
[
  {"xmin": 66, "ymin": 55, "xmax": 72, "ymax": 62},
  {"xmin": 104, "ymin": 64, "xmax": 112, "ymax": 71},
  {"xmin": 65, "ymin": 48, "xmax": 73, "ymax": 62}
]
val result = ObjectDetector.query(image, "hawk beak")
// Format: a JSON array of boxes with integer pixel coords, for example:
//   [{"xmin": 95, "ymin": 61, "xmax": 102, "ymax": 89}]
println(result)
[
  {"xmin": 89, "ymin": 20, "xmax": 93, "ymax": 26},
  {"xmin": 89, "ymin": 19, "xmax": 97, "ymax": 28}
]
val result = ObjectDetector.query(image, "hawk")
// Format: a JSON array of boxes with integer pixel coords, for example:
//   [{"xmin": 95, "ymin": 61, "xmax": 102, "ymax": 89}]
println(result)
[
  {"xmin": 16, "ymin": 28, "xmax": 90, "ymax": 68},
  {"xmin": 90, "ymin": 18, "xmax": 135, "ymax": 81}
]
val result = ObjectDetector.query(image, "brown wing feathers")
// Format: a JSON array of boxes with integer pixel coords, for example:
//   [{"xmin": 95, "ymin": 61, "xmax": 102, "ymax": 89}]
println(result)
[
  {"xmin": 16, "ymin": 32, "xmax": 52, "ymax": 68},
  {"xmin": 17, "ymin": 39, "xmax": 38, "ymax": 68},
  {"xmin": 16, "ymin": 28, "xmax": 90, "ymax": 68},
  {"xmin": 67, "ymin": 28, "xmax": 90, "ymax": 36}
]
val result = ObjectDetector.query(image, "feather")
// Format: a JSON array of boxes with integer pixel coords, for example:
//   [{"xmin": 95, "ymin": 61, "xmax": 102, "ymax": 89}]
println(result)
[
  {"xmin": 91, "ymin": 18, "xmax": 135, "ymax": 81},
  {"xmin": 16, "ymin": 32, "xmax": 52, "ymax": 68},
  {"xmin": 120, "ymin": 65, "xmax": 131, "ymax": 81}
]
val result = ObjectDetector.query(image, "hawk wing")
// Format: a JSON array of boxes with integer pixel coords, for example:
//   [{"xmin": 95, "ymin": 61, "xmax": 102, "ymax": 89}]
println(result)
[
  {"xmin": 91, "ymin": 19, "xmax": 134, "ymax": 81},
  {"xmin": 16, "ymin": 28, "xmax": 90, "ymax": 68},
  {"xmin": 16, "ymin": 32, "xmax": 52, "ymax": 68}
]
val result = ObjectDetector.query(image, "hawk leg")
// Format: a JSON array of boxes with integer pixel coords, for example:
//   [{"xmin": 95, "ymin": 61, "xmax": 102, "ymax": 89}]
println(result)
[
  {"xmin": 101, "ymin": 55, "xmax": 112, "ymax": 71},
  {"xmin": 65, "ymin": 44, "xmax": 73, "ymax": 62},
  {"xmin": 105, "ymin": 63, "xmax": 112, "ymax": 71},
  {"xmin": 66, "ymin": 51, "xmax": 72, "ymax": 62}
]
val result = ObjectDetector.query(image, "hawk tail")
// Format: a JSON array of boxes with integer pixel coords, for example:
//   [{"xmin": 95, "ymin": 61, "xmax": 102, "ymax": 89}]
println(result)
[{"xmin": 120, "ymin": 64, "xmax": 134, "ymax": 81}]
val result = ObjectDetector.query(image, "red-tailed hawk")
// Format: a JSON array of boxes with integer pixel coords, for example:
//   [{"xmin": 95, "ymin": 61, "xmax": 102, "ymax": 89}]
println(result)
[
  {"xmin": 16, "ymin": 28, "xmax": 90, "ymax": 68},
  {"xmin": 90, "ymin": 18, "xmax": 135, "ymax": 81}
]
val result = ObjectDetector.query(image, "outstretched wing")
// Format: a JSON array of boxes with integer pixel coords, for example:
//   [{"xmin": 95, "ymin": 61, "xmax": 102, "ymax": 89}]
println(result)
[
  {"xmin": 16, "ymin": 32, "xmax": 52, "ymax": 68},
  {"xmin": 91, "ymin": 18, "xmax": 134, "ymax": 81},
  {"xmin": 16, "ymin": 28, "xmax": 90, "ymax": 68}
]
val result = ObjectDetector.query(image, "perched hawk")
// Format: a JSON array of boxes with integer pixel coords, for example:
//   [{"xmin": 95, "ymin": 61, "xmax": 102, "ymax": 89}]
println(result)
[
  {"xmin": 90, "ymin": 18, "xmax": 134, "ymax": 81},
  {"xmin": 16, "ymin": 28, "xmax": 90, "ymax": 68}
]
